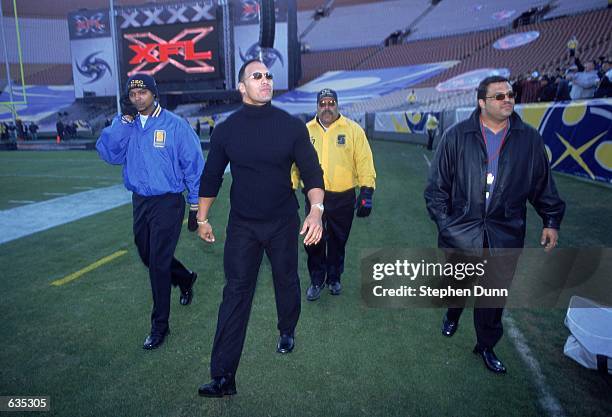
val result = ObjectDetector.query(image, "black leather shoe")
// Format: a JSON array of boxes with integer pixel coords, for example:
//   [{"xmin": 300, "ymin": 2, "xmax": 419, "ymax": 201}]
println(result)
[
  {"xmin": 180, "ymin": 272, "xmax": 197, "ymax": 306},
  {"xmin": 328, "ymin": 281, "xmax": 342, "ymax": 295},
  {"xmin": 198, "ymin": 376, "xmax": 237, "ymax": 397},
  {"xmin": 442, "ymin": 314, "xmax": 458, "ymax": 337},
  {"xmin": 143, "ymin": 329, "xmax": 169, "ymax": 350},
  {"xmin": 306, "ymin": 284, "xmax": 324, "ymax": 301},
  {"xmin": 276, "ymin": 334, "xmax": 295, "ymax": 354},
  {"xmin": 473, "ymin": 345, "xmax": 507, "ymax": 374}
]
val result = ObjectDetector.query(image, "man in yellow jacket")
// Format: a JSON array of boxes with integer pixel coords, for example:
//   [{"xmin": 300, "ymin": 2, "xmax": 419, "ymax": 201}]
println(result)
[{"xmin": 292, "ymin": 88, "xmax": 376, "ymax": 300}]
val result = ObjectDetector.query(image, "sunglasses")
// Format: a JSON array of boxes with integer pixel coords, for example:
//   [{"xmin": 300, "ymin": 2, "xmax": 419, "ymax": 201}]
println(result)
[
  {"xmin": 486, "ymin": 91, "xmax": 516, "ymax": 101},
  {"xmin": 319, "ymin": 100, "xmax": 337, "ymax": 107},
  {"xmin": 247, "ymin": 72, "xmax": 273, "ymax": 81}
]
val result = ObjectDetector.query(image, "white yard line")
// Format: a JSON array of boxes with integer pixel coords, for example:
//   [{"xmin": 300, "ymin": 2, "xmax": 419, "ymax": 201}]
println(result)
[
  {"xmin": 0, "ymin": 173, "xmax": 120, "ymax": 180},
  {"xmin": 8, "ymin": 200, "xmax": 36, "ymax": 204},
  {"xmin": 422, "ymin": 153, "xmax": 431, "ymax": 167},
  {"xmin": 0, "ymin": 185, "xmax": 132, "ymax": 245},
  {"xmin": 504, "ymin": 313, "xmax": 566, "ymax": 417}
]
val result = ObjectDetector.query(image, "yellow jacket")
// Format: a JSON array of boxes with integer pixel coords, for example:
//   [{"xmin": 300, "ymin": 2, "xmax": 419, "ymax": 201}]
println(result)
[{"xmin": 292, "ymin": 115, "xmax": 376, "ymax": 192}]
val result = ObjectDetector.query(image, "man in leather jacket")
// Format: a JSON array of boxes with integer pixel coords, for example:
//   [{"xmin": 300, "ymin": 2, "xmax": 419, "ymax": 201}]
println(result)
[{"xmin": 424, "ymin": 75, "xmax": 565, "ymax": 374}]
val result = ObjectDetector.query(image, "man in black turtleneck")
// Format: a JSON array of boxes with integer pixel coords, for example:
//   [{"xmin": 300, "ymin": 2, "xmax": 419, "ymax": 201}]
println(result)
[{"xmin": 196, "ymin": 59, "xmax": 325, "ymax": 397}]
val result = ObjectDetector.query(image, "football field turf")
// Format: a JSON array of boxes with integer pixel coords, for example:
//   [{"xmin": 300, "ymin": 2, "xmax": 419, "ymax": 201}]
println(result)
[{"xmin": 1, "ymin": 141, "xmax": 611, "ymax": 417}]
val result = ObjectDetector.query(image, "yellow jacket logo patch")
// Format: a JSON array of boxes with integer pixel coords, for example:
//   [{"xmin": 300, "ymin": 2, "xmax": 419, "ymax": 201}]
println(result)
[{"xmin": 153, "ymin": 130, "xmax": 166, "ymax": 148}]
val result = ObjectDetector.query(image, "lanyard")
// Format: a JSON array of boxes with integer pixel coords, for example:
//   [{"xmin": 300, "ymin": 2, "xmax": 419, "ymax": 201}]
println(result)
[{"xmin": 479, "ymin": 118, "xmax": 508, "ymax": 164}]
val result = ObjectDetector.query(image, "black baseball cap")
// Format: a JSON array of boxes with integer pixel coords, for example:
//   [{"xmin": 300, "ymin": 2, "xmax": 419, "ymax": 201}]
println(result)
[{"xmin": 317, "ymin": 88, "xmax": 338, "ymax": 103}]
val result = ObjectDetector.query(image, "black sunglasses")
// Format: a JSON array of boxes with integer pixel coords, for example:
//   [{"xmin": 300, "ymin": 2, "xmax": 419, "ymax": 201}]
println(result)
[
  {"xmin": 318, "ymin": 99, "xmax": 337, "ymax": 107},
  {"xmin": 248, "ymin": 71, "xmax": 273, "ymax": 81},
  {"xmin": 486, "ymin": 91, "xmax": 516, "ymax": 101}
]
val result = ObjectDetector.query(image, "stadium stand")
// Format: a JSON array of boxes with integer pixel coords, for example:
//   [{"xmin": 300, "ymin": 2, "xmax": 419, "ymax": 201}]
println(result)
[
  {"xmin": 343, "ymin": 86, "xmax": 475, "ymax": 113},
  {"xmin": 297, "ymin": 0, "xmax": 327, "ymax": 11},
  {"xmin": 0, "ymin": 63, "xmax": 73, "ymax": 85},
  {"xmin": 299, "ymin": 0, "xmax": 429, "ymax": 50},
  {"xmin": 543, "ymin": 0, "xmax": 608, "ymax": 19},
  {"xmin": 355, "ymin": 28, "xmax": 506, "ymax": 70},
  {"xmin": 299, "ymin": 45, "xmax": 380, "ymax": 85},
  {"xmin": 420, "ymin": 7, "xmax": 612, "ymax": 89},
  {"xmin": 406, "ymin": 0, "xmax": 549, "ymax": 41},
  {"xmin": 299, "ymin": 6, "xmax": 612, "ymax": 113}
]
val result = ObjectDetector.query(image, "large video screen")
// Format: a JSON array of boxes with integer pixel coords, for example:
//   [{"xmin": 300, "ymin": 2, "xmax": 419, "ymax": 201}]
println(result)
[{"xmin": 121, "ymin": 21, "xmax": 221, "ymax": 83}]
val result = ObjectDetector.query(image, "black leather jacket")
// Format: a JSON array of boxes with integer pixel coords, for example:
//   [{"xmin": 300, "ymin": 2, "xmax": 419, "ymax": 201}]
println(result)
[{"xmin": 424, "ymin": 108, "xmax": 565, "ymax": 253}]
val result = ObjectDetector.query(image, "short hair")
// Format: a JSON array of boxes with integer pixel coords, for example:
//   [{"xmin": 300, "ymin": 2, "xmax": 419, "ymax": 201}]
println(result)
[
  {"xmin": 237, "ymin": 59, "xmax": 264, "ymax": 83},
  {"xmin": 477, "ymin": 76, "xmax": 510, "ymax": 100}
]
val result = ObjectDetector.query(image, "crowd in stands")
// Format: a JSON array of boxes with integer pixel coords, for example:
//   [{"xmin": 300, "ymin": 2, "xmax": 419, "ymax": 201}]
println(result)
[{"xmin": 511, "ymin": 55, "xmax": 612, "ymax": 104}]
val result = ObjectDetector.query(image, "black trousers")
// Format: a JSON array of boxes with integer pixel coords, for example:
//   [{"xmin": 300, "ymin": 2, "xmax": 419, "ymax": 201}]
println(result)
[
  {"xmin": 445, "ymin": 238, "xmax": 519, "ymax": 349},
  {"xmin": 132, "ymin": 193, "xmax": 192, "ymax": 336},
  {"xmin": 304, "ymin": 189, "xmax": 355, "ymax": 286},
  {"xmin": 210, "ymin": 213, "xmax": 301, "ymax": 379}
]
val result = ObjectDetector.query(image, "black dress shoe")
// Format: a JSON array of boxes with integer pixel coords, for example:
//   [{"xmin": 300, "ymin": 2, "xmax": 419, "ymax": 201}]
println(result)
[
  {"xmin": 198, "ymin": 376, "xmax": 237, "ymax": 397},
  {"xmin": 143, "ymin": 329, "xmax": 169, "ymax": 350},
  {"xmin": 328, "ymin": 281, "xmax": 342, "ymax": 295},
  {"xmin": 442, "ymin": 314, "xmax": 458, "ymax": 337},
  {"xmin": 473, "ymin": 345, "xmax": 507, "ymax": 374},
  {"xmin": 306, "ymin": 284, "xmax": 324, "ymax": 301},
  {"xmin": 276, "ymin": 333, "xmax": 295, "ymax": 354},
  {"xmin": 180, "ymin": 272, "xmax": 198, "ymax": 306}
]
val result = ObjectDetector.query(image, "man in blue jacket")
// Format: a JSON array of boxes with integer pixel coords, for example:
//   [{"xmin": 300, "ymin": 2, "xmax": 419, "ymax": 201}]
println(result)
[{"xmin": 96, "ymin": 74, "xmax": 205, "ymax": 350}]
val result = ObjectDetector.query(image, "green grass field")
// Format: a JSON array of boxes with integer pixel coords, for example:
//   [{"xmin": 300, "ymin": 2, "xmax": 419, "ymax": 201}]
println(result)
[{"xmin": 1, "ymin": 141, "xmax": 611, "ymax": 417}]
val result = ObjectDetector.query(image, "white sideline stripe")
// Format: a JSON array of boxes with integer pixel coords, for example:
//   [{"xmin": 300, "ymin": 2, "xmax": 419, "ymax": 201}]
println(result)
[
  {"xmin": 72, "ymin": 186, "xmax": 95, "ymax": 190},
  {"xmin": 8, "ymin": 200, "xmax": 36, "ymax": 204},
  {"xmin": 422, "ymin": 153, "xmax": 431, "ymax": 167},
  {"xmin": 0, "ymin": 173, "xmax": 119, "ymax": 180},
  {"xmin": 504, "ymin": 313, "xmax": 566, "ymax": 417},
  {"xmin": 0, "ymin": 185, "xmax": 131, "ymax": 245},
  {"xmin": 43, "ymin": 192, "xmax": 68, "ymax": 196}
]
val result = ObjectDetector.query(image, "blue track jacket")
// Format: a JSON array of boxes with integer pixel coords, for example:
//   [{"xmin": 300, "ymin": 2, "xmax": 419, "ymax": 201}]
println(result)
[{"xmin": 96, "ymin": 104, "xmax": 204, "ymax": 204}]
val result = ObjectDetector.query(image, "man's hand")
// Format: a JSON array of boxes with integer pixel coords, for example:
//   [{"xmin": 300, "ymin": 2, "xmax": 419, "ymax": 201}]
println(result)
[
  {"xmin": 356, "ymin": 187, "xmax": 374, "ymax": 217},
  {"xmin": 300, "ymin": 207, "xmax": 323, "ymax": 246},
  {"xmin": 540, "ymin": 228, "xmax": 559, "ymax": 253},
  {"xmin": 120, "ymin": 96, "xmax": 138, "ymax": 119},
  {"xmin": 197, "ymin": 220, "xmax": 215, "ymax": 243},
  {"xmin": 187, "ymin": 204, "xmax": 198, "ymax": 232}
]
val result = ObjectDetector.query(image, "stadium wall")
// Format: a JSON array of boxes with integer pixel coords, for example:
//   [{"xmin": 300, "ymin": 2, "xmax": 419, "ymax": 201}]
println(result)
[
  {"xmin": 372, "ymin": 99, "xmax": 612, "ymax": 183},
  {"xmin": 1, "ymin": 17, "xmax": 70, "ymax": 63}
]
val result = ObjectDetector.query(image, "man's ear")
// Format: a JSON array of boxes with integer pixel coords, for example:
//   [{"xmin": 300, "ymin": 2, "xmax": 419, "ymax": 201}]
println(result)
[
  {"xmin": 478, "ymin": 98, "xmax": 485, "ymax": 111},
  {"xmin": 237, "ymin": 81, "xmax": 245, "ymax": 95}
]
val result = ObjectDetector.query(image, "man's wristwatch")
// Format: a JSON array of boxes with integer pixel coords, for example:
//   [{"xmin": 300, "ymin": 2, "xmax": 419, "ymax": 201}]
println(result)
[{"xmin": 311, "ymin": 203, "xmax": 324, "ymax": 213}]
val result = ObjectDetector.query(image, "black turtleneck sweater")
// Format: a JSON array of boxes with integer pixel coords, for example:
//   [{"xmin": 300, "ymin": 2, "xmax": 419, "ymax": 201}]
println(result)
[{"xmin": 199, "ymin": 102, "xmax": 324, "ymax": 221}]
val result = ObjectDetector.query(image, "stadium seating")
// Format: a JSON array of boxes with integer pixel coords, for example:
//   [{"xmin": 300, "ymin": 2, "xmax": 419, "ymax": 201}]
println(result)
[
  {"xmin": 300, "ymin": 6, "xmax": 612, "ymax": 112},
  {"xmin": 299, "ymin": 0, "xmax": 429, "ymax": 50},
  {"xmin": 543, "ymin": 0, "xmax": 608, "ymax": 19},
  {"xmin": 420, "ymin": 7, "xmax": 612, "ymax": 89},
  {"xmin": 300, "ymin": 46, "xmax": 381, "ymax": 85},
  {"xmin": 355, "ymin": 28, "xmax": 505, "ymax": 70},
  {"xmin": 406, "ymin": 0, "xmax": 547, "ymax": 41}
]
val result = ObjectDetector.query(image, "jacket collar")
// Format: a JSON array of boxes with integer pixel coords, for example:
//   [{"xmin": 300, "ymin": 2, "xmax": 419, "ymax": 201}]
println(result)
[
  {"xmin": 314, "ymin": 114, "xmax": 347, "ymax": 130},
  {"xmin": 150, "ymin": 103, "xmax": 162, "ymax": 118},
  {"xmin": 465, "ymin": 107, "xmax": 525, "ymax": 133},
  {"xmin": 137, "ymin": 103, "xmax": 163, "ymax": 120}
]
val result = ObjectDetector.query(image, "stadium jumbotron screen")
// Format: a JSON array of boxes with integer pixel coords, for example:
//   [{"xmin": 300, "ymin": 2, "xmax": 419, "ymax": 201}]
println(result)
[{"xmin": 121, "ymin": 20, "xmax": 221, "ymax": 84}]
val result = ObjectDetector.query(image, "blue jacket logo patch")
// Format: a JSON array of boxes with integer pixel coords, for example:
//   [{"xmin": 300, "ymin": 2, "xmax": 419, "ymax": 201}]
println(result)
[{"xmin": 153, "ymin": 130, "xmax": 166, "ymax": 148}]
